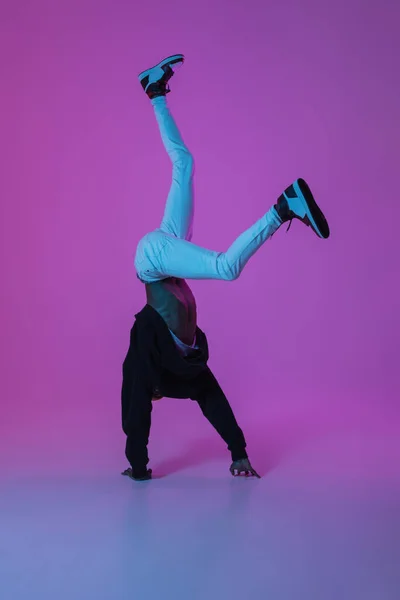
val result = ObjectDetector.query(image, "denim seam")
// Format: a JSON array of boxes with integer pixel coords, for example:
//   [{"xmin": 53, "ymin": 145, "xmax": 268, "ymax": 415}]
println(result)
[{"xmin": 145, "ymin": 238, "xmax": 170, "ymax": 272}]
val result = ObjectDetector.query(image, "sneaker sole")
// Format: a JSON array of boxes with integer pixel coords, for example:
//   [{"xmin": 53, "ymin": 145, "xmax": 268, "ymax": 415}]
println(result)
[
  {"xmin": 138, "ymin": 54, "xmax": 185, "ymax": 83},
  {"xmin": 292, "ymin": 178, "xmax": 330, "ymax": 239}
]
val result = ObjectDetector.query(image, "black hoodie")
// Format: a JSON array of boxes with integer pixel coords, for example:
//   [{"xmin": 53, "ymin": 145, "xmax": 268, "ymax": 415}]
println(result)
[{"xmin": 121, "ymin": 304, "xmax": 209, "ymax": 476}]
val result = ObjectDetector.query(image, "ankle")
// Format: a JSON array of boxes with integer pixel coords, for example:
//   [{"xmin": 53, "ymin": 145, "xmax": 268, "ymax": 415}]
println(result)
[
  {"xmin": 274, "ymin": 195, "xmax": 290, "ymax": 222},
  {"xmin": 147, "ymin": 82, "xmax": 170, "ymax": 100},
  {"xmin": 271, "ymin": 205, "xmax": 284, "ymax": 224},
  {"xmin": 151, "ymin": 95, "xmax": 167, "ymax": 106}
]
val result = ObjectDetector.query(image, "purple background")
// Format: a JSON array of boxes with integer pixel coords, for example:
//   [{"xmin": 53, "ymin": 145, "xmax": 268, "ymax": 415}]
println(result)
[{"xmin": 1, "ymin": 0, "xmax": 399, "ymax": 474}]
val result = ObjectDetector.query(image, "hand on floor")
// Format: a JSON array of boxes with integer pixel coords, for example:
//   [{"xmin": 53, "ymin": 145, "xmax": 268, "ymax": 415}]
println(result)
[
  {"xmin": 230, "ymin": 458, "xmax": 261, "ymax": 478},
  {"xmin": 121, "ymin": 467, "xmax": 152, "ymax": 481}
]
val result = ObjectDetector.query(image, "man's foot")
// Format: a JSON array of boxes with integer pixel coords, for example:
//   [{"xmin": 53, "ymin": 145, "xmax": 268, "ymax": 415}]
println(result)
[
  {"xmin": 230, "ymin": 458, "xmax": 261, "ymax": 478},
  {"xmin": 122, "ymin": 467, "xmax": 152, "ymax": 481},
  {"xmin": 138, "ymin": 54, "xmax": 184, "ymax": 99},
  {"xmin": 275, "ymin": 179, "xmax": 330, "ymax": 239}
]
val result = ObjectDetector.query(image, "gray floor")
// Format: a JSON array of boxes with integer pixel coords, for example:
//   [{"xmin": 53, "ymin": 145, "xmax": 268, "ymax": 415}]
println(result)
[{"xmin": 1, "ymin": 426, "xmax": 399, "ymax": 600}]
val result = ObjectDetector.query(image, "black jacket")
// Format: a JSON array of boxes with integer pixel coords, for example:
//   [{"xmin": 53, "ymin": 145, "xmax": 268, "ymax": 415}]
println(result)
[{"xmin": 121, "ymin": 304, "xmax": 209, "ymax": 476}]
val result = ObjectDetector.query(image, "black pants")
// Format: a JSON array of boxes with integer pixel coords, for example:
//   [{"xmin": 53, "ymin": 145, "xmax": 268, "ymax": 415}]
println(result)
[{"xmin": 124, "ymin": 366, "xmax": 248, "ymax": 473}]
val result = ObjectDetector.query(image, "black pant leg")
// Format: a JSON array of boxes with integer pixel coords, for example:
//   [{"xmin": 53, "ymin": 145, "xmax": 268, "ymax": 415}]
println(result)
[{"xmin": 190, "ymin": 367, "xmax": 248, "ymax": 462}]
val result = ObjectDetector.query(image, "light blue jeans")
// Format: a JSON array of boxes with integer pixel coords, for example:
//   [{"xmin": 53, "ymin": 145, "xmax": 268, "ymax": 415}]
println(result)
[{"xmin": 134, "ymin": 97, "xmax": 282, "ymax": 283}]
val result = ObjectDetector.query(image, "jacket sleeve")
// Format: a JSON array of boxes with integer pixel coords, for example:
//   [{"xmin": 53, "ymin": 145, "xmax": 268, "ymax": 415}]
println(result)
[{"xmin": 121, "ymin": 322, "xmax": 154, "ymax": 478}]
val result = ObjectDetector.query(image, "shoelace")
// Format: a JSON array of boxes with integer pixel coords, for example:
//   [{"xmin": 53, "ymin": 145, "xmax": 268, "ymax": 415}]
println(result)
[{"xmin": 271, "ymin": 218, "xmax": 293, "ymax": 240}]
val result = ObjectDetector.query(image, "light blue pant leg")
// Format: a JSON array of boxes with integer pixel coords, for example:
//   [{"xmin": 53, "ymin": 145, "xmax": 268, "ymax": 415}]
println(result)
[
  {"xmin": 135, "ymin": 209, "xmax": 282, "ymax": 282},
  {"xmin": 155, "ymin": 208, "xmax": 282, "ymax": 280},
  {"xmin": 134, "ymin": 98, "xmax": 282, "ymax": 282},
  {"xmin": 153, "ymin": 96, "xmax": 194, "ymax": 241}
]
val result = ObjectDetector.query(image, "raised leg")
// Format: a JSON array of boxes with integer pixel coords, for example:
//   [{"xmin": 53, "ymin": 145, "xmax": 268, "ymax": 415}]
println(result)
[
  {"xmin": 135, "ymin": 205, "xmax": 282, "ymax": 282},
  {"xmin": 135, "ymin": 55, "xmax": 330, "ymax": 283},
  {"xmin": 152, "ymin": 96, "xmax": 195, "ymax": 241}
]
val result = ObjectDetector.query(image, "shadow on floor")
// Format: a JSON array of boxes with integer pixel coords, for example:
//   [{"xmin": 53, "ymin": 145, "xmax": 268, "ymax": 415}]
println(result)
[{"xmin": 153, "ymin": 417, "xmax": 337, "ymax": 478}]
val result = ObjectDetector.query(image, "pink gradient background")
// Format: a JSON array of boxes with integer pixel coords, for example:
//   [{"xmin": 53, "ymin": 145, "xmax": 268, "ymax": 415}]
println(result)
[{"xmin": 1, "ymin": 0, "xmax": 399, "ymax": 474}]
